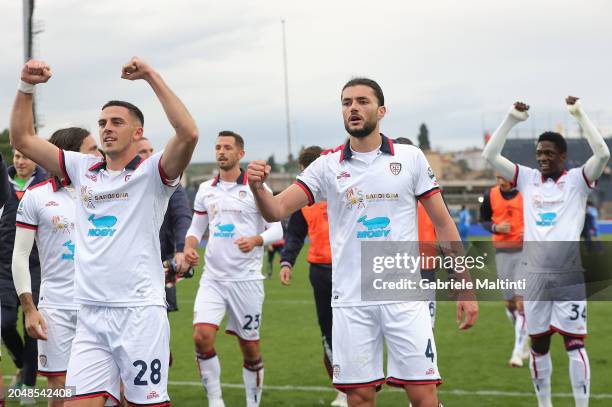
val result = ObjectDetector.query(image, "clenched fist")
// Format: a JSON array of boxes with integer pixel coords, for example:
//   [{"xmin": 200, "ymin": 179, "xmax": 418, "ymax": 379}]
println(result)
[
  {"xmin": 510, "ymin": 101, "xmax": 529, "ymax": 122},
  {"xmin": 121, "ymin": 57, "xmax": 154, "ymax": 81},
  {"xmin": 21, "ymin": 60, "xmax": 52, "ymax": 85},
  {"xmin": 247, "ymin": 160, "xmax": 271, "ymax": 189}
]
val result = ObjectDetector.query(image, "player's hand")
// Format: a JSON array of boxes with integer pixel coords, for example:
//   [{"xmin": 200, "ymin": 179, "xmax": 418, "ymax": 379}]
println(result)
[
  {"xmin": 121, "ymin": 57, "xmax": 154, "ymax": 81},
  {"xmin": 174, "ymin": 252, "xmax": 190, "ymax": 275},
  {"xmin": 510, "ymin": 101, "xmax": 530, "ymax": 121},
  {"xmin": 566, "ymin": 96, "xmax": 583, "ymax": 116},
  {"xmin": 279, "ymin": 266, "xmax": 292, "ymax": 286},
  {"xmin": 456, "ymin": 296, "xmax": 478, "ymax": 330},
  {"xmin": 495, "ymin": 221, "xmax": 511, "ymax": 234},
  {"xmin": 184, "ymin": 247, "xmax": 200, "ymax": 266},
  {"xmin": 235, "ymin": 236, "xmax": 262, "ymax": 253},
  {"xmin": 21, "ymin": 60, "xmax": 52, "ymax": 85},
  {"xmin": 247, "ymin": 160, "xmax": 271, "ymax": 189},
  {"xmin": 24, "ymin": 308, "xmax": 48, "ymax": 340}
]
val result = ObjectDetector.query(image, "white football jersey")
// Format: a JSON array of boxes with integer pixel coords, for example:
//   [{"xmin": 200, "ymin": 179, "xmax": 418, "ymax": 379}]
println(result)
[
  {"xmin": 193, "ymin": 170, "xmax": 275, "ymax": 281},
  {"xmin": 296, "ymin": 136, "xmax": 440, "ymax": 307},
  {"xmin": 514, "ymin": 165, "xmax": 594, "ymax": 272},
  {"xmin": 60, "ymin": 151, "xmax": 177, "ymax": 306},
  {"xmin": 16, "ymin": 178, "xmax": 79, "ymax": 310}
]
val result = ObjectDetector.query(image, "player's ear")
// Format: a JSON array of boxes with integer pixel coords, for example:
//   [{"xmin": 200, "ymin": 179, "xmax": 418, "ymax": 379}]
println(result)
[
  {"xmin": 133, "ymin": 127, "xmax": 144, "ymax": 141},
  {"xmin": 377, "ymin": 105, "xmax": 386, "ymax": 119},
  {"xmin": 239, "ymin": 149, "xmax": 246, "ymax": 160}
]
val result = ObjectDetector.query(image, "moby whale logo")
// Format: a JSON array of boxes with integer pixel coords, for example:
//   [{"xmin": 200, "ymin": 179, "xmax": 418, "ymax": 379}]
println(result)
[
  {"xmin": 213, "ymin": 223, "xmax": 235, "ymax": 238},
  {"xmin": 356, "ymin": 215, "xmax": 391, "ymax": 239},
  {"xmin": 536, "ymin": 212, "xmax": 557, "ymax": 227},
  {"xmin": 87, "ymin": 214, "xmax": 118, "ymax": 237},
  {"xmin": 61, "ymin": 240, "xmax": 75, "ymax": 260}
]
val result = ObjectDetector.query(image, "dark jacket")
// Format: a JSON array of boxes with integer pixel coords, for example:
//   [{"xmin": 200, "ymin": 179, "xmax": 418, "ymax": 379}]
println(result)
[
  {"xmin": 0, "ymin": 165, "xmax": 47, "ymax": 304},
  {"xmin": 160, "ymin": 185, "xmax": 192, "ymax": 261},
  {"xmin": 0, "ymin": 154, "xmax": 9, "ymax": 209}
]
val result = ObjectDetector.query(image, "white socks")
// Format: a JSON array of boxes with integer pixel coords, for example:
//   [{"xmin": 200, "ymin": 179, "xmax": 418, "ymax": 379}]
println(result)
[
  {"xmin": 568, "ymin": 348, "xmax": 590, "ymax": 407},
  {"xmin": 529, "ymin": 351, "xmax": 553, "ymax": 407},
  {"xmin": 243, "ymin": 358, "xmax": 264, "ymax": 407},
  {"xmin": 196, "ymin": 351, "xmax": 223, "ymax": 402},
  {"xmin": 513, "ymin": 311, "xmax": 528, "ymax": 356}
]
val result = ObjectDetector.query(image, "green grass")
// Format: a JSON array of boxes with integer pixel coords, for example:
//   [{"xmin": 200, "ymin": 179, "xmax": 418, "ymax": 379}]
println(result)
[{"xmin": 3, "ymin": 241, "xmax": 612, "ymax": 406}]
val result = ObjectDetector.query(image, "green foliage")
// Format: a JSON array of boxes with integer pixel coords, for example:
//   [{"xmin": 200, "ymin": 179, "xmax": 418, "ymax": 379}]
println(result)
[
  {"xmin": 0, "ymin": 129, "xmax": 13, "ymax": 162},
  {"xmin": 418, "ymin": 123, "xmax": 431, "ymax": 151}
]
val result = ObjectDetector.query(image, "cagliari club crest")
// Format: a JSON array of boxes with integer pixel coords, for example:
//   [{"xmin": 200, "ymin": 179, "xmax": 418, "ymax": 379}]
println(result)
[{"xmin": 389, "ymin": 162, "xmax": 402, "ymax": 175}]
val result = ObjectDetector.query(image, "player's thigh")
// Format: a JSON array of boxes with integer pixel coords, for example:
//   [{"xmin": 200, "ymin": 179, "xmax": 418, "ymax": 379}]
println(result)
[
  {"xmin": 382, "ymin": 302, "xmax": 441, "ymax": 386},
  {"xmin": 524, "ymin": 300, "xmax": 554, "ymax": 336},
  {"xmin": 496, "ymin": 252, "xmax": 523, "ymax": 300},
  {"xmin": 65, "ymin": 306, "xmax": 121, "ymax": 405},
  {"xmin": 193, "ymin": 280, "xmax": 227, "ymax": 329},
  {"xmin": 551, "ymin": 300, "xmax": 587, "ymax": 337},
  {"xmin": 38, "ymin": 308, "xmax": 77, "ymax": 376},
  {"xmin": 332, "ymin": 306, "xmax": 384, "ymax": 388},
  {"xmin": 225, "ymin": 280, "xmax": 264, "ymax": 342},
  {"xmin": 114, "ymin": 306, "xmax": 170, "ymax": 406}
]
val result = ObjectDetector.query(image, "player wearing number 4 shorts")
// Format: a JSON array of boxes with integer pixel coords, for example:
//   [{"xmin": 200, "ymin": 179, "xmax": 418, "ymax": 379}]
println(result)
[
  {"xmin": 10, "ymin": 57, "xmax": 199, "ymax": 406},
  {"xmin": 483, "ymin": 97, "xmax": 610, "ymax": 407},
  {"xmin": 247, "ymin": 78, "xmax": 478, "ymax": 407},
  {"xmin": 184, "ymin": 131, "xmax": 283, "ymax": 407},
  {"xmin": 13, "ymin": 128, "xmax": 100, "ymax": 407}
]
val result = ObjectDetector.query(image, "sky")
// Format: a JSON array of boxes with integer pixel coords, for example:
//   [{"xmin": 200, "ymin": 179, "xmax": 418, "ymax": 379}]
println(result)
[{"xmin": 1, "ymin": 0, "xmax": 612, "ymax": 162}]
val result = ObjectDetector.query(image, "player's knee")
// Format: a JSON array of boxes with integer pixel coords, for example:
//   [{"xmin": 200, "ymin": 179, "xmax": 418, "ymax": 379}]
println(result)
[
  {"xmin": 193, "ymin": 328, "xmax": 216, "ymax": 353},
  {"xmin": 240, "ymin": 341, "xmax": 261, "ymax": 363},
  {"xmin": 346, "ymin": 387, "xmax": 376, "ymax": 405},
  {"xmin": 46, "ymin": 374, "xmax": 66, "ymax": 389},
  {"xmin": 505, "ymin": 300, "xmax": 517, "ymax": 313},
  {"xmin": 563, "ymin": 335, "xmax": 585, "ymax": 351},
  {"xmin": 530, "ymin": 334, "xmax": 552, "ymax": 354}
]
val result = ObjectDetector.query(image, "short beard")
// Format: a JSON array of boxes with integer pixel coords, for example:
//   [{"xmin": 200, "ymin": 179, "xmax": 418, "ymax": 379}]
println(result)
[{"xmin": 345, "ymin": 120, "xmax": 376, "ymax": 139}]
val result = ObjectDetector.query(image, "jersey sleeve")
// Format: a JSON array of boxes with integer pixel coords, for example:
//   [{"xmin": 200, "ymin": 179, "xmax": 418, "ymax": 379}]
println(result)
[
  {"xmin": 192, "ymin": 183, "xmax": 209, "ymax": 215},
  {"xmin": 570, "ymin": 167, "xmax": 595, "ymax": 195},
  {"xmin": 15, "ymin": 189, "xmax": 39, "ymax": 230},
  {"xmin": 60, "ymin": 150, "xmax": 87, "ymax": 187},
  {"xmin": 295, "ymin": 155, "xmax": 327, "ymax": 204},
  {"xmin": 146, "ymin": 152, "xmax": 179, "ymax": 195},
  {"xmin": 414, "ymin": 149, "xmax": 441, "ymax": 199},
  {"xmin": 514, "ymin": 164, "xmax": 536, "ymax": 192}
]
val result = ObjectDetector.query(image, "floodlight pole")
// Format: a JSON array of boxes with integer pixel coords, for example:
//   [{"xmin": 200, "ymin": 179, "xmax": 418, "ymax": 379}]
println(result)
[
  {"xmin": 23, "ymin": 0, "xmax": 37, "ymax": 130},
  {"xmin": 281, "ymin": 19, "xmax": 293, "ymax": 164}
]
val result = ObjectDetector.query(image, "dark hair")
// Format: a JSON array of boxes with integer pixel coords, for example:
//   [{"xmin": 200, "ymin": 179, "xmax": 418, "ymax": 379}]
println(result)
[
  {"xmin": 341, "ymin": 77, "xmax": 384, "ymax": 106},
  {"xmin": 48, "ymin": 127, "xmax": 91, "ymax": 152},
  {"xmin": 393, "ymin": 137, "xmax": 413, "ymax": 146},
  {"xmin": 102, "ymin": 100, "xmax": 144, "ymax": 126},
  {"xmin": 298, "ymin": 146, "xmax": 323, "ymax": 169},
  {"xmin": 217, "ymin": 130, "xmax": 244, "ymax": 150},
  {"xmin": 537, "ymin": 131, "xmax": 567, "ymax": 154}
]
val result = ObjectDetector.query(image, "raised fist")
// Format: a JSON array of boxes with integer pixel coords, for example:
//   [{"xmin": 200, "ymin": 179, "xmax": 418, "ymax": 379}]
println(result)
[
  {"xmin": 247, "ymin": 160, "xmax": 271, "ymax": 188},
  {"xmin": 21, "ymin": 60, "xmax": 52, "ymax": 85},
  {"xmin": 510, "ymin": 101, "xmax": 529, "ymax": 121},
  {"xmin": 566, "ymin": 96, "xmax": 582, "ymax": 116},
  {"xmin": 121, "ymin": 57, "xmax": 154, "ymax": 81}
]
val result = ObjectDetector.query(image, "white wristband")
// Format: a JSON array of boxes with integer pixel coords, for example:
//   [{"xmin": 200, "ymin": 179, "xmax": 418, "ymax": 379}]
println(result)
[{"xmin": 18, "ymin": 80, "xmax": 35, "ymax": 94}]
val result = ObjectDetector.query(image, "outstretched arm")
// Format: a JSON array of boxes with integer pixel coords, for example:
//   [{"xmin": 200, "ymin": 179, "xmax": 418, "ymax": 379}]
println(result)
[
  {"xmin": 247, "ymin": 160, "xmax": 309, "ymax": 222},
  {"xmin": 121, "ymin": 57, "xmax": 198, "ymax": 180},
  {"xmin": 9, "ymin": 60, "xmax": 62, "ymax": 177},
  {"xmin": 12, "ymin": 227, "xmax": 48, "ymax": 340},
  {"xmin": 482, "ymin": 102, "xmax": 530, "ymax": 180},
  {"xmin": 566, "ymin": 97, "xmax": 610, "ymax": 182}
]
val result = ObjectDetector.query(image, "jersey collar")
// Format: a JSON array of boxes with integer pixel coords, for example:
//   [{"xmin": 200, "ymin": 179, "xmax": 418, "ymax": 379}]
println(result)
[
  {"xmin": 88, "ymin": 155, "xmax": 143, "ymax": 173},
  {"xmin": 541, "ymin": 169, "xmax": 567, "ymax": 183},
  {"xmin": 339, "ymin": 134, "xmax": 395, "ymax": 162},
  {"xmin": 211, "ymin": 168, "xmax": 248, "ymax": 187}
]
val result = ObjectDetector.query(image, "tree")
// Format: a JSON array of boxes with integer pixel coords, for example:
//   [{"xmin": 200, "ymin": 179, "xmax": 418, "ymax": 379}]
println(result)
[
  {"xmin": 0, "ymin": 129, "xmax": 13, "ymax": 161},
  {"xmin": 418, "ymin": 123, "xmax": 431, "ymax": 151},
  {"xmin": 267, "ymin": 154, "xmax": 279, "ymax": 173}
]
